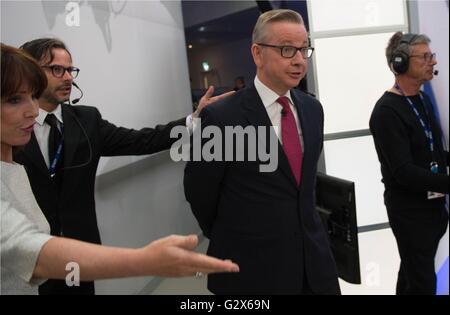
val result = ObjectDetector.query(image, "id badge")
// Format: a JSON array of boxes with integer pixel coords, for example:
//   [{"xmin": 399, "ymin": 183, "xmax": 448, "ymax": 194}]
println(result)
[{"xmin": 428, "ymin": 191, "xmax": 445, "ymax": 200}]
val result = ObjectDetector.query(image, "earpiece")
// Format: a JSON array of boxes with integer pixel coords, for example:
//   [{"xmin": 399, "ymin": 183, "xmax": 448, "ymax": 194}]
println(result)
[{"xmin": 390, "ymin": 33, "xmax": 418, "ymax": 75}]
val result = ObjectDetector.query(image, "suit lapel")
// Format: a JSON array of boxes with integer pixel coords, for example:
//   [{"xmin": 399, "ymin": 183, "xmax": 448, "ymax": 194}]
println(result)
[
  {"xmin": 243, "ymin": 86, "xmax": 299, "ymax": 188},
  {"xmin": 291, "ymin": 90, "xmax": 307, "ymax": 146},
  {"xmin": 291, "ymin": 90, "xmax": 313, "ymax": 186},
  {"xmin": 242, "ymin": 86, "xmax": 273, "ymax": 129},
  {"xmin": 61, "ymin": 104, "xmax": 81, "ymax": 170}
]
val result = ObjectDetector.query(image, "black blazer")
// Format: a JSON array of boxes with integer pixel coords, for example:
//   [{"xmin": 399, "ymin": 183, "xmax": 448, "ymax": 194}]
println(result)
[
  {"xmin": 184, "ymin": 85, "xmax": 339, "ymax": 294},
  {"xmin": 14, "ymin": 103, "xmax": 186, "ymax": 244}
]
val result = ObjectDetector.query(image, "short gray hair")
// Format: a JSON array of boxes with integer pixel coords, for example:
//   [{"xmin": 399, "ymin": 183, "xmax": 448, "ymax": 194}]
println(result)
[
  {"xmin": 386, "ymin": 31, "xmax": 431, "ymax": 67},
  {"xmin": 252, "ymin": 9, "xmax": 304, "ymax": 44}
]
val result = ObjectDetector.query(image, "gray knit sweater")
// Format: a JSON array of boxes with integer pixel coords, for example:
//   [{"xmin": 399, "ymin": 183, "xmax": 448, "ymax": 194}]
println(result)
[{"xmin": 1, "ymin": 162, "xmax": 53, "ymax": 295}]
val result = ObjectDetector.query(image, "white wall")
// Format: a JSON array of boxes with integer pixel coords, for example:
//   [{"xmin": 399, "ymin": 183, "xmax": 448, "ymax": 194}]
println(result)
[
  {"xmin": 1, "ymin": 0, "xmax": 193, "ymax": 174},
  {"xmin": 314, "ymin": 32, "xmax": 397, "ymax": 134},
  {"xmin": 309, "ymin": 0, "xmax": 405, "ymax": 33},
  {"xmin": 94, "ymin": 153, "xmax": 198, "ymax": 295},
  {"xmin": 1, "ymin": 0, "xmax": 199, "ymax": 294}
]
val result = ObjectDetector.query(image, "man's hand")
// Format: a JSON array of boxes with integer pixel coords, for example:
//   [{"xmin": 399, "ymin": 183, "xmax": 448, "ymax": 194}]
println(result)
[{"xmin": 193, "ymin": 86, "xmax": 235, "ymax": 118}]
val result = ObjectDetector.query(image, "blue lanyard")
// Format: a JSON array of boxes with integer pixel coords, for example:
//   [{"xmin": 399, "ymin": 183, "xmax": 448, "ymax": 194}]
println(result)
[
  {"xmin": 394, "ymin": 83, "xmax": 435, "ymax": 154},
  {"xmin": 49, "ymin": 124, "xmax": 64, "ymax": 177}
]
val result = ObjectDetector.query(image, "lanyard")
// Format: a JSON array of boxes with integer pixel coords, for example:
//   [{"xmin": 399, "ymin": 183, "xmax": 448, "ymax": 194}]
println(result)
[
  {"xmin": 49, "ymin": 124, "xmax": 64, "ymax": 177},
  {"xmin": 394, "ymin": 83, "xmax": 435, "ymax": 154}
]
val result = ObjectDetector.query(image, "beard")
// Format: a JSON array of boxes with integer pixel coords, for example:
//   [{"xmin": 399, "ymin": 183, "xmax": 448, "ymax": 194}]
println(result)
[{"xmin": 42, "ymin": 87, "xmax": 70, "ymax": 105}]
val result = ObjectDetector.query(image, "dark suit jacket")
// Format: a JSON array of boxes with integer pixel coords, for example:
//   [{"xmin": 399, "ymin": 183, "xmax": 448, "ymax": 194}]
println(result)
[
  {"xmin": 184, "ymin": 85, "xmax": 339, "ymax": 294},
  {"xmin": 14, "ymin": 103, "xmax": 185, "ymax": 244}
]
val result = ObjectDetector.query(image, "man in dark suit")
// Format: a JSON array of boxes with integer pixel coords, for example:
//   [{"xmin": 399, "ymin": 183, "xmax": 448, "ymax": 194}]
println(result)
[
  {"xmin": 184, "ymin": 9, "xmax": 340, "ymax": 294},
  {"xmin": 14, "ymin": 38, "xmax": 230, "ymax": 295}
]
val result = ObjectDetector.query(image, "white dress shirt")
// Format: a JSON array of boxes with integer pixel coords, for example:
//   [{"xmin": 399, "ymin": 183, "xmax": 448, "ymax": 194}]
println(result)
[
  {"xmin": 254, "ymin": 76, "xmax": 304, "ymax": 150},
  {"xmin": 34, "ymin": 105, "xmax": 64, "ymax": 168}
]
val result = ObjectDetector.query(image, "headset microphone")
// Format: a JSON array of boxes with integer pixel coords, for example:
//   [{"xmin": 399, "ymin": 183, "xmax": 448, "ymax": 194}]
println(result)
[
  {"xmin": 433, "ymin": 70, "xmax": 439, "ymax": 76},
  {"xmin": 71, "ymin": 81, "xmax": 84, "ymax": 104}
]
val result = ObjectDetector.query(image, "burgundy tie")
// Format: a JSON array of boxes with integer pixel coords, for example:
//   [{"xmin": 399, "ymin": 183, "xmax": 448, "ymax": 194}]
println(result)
[{"xmin": 277, "ymin": 96, "xmax": 303, "ymax": 185}]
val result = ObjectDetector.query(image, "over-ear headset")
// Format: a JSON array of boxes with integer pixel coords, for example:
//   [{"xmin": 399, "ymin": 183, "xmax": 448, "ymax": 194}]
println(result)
[{"xmin": 390, "ymin": 33, "xmax": 418, "ymax": 75}]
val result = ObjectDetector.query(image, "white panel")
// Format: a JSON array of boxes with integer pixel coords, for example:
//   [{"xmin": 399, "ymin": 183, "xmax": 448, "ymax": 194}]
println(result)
[
  {"xmin": 339, "ymin": 229, "xmax": 399, "ymax": 294},
  {"xmin": 324, "ymin": 136, "xmax": 387, "ymax": 227},
  {"xmin": 94, "ymin": 155, "xmax": 199, "ymax": 294},
  {"xmin": 309, "ymin": 0, "xmax": 406, "ymax": 33},
  {"xmin": 314, "ymin": 32, "xmax": 395, "ymax": 134}
]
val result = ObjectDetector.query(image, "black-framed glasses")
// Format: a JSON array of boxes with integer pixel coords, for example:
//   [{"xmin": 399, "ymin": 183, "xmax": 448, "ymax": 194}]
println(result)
[
  {"xmin": 410, "ymin": 52, "xmax": 436, "ymax": 63},
  {"xmin": 257, "ymin": 43, "xmax": 315, "ymax": 59},
  {"xmin": 42, "ymin": 65, "xmax": 80, "ymax": 78}
]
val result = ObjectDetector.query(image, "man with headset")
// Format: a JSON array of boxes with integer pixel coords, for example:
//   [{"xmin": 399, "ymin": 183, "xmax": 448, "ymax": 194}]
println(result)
[
  {"xmin": 370, "ymin": 32, "xmax": 449, "ymax": 295},
  {"xmin": 14, "ymin": 38, "xmax": 232, "ymax": 295}
]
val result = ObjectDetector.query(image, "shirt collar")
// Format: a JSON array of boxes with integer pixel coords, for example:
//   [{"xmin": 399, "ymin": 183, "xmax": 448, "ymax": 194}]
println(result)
[
  {"xmin": 36, "ymin": 104, "xmax": 63, "ymax": 126},
  {"xmin": 254, "ymin": 75, "xmax": 294, "ymax": 108}
]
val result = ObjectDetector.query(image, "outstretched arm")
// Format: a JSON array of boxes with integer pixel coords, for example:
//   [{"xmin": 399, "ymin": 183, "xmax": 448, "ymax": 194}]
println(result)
[{"xmin": 34, "ymin": 234, "xmax": 239, "ymax": 280}]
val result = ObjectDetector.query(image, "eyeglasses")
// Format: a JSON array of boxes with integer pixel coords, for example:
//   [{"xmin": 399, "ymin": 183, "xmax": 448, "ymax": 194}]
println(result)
[
  {"xmin": 42, "ymin": 65, "xmax": 80, "ymax": 78},
  {"xmin": 257, "ymin": 43, "xmax": 315, "ymax": 59},
  {"xmin": 410, "ymin": 52, "xmax": 436, "ymax": 63}
]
